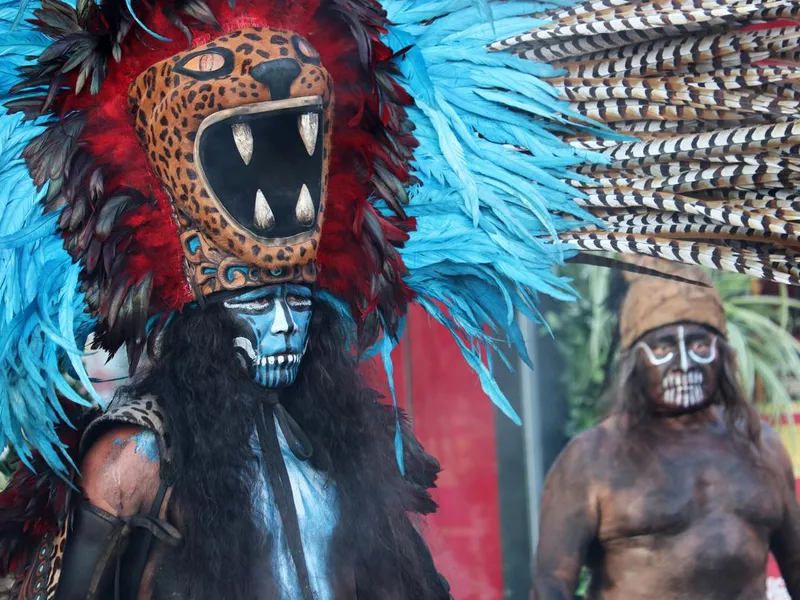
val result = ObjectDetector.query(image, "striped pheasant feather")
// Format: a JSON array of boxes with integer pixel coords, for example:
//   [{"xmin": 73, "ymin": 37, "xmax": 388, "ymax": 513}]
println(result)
[
  {"xmin": 524, "ymin": 5, "xmax": 764, "ymax": 44},
  {"xmin": 550, "ymin": 68, "xmax": 800, "ymax": 94},
  {"xmin": 561, "ymin": 87, "xmax": 800, "ymax": 118},
  {"xmin": 493, "ymin": 0, "xmax": 800, "ymax": 284},
  {"xmin": 576, "ymin": 188, "xmax": 799, "ymax": 234},
  {"xmin": 588, "ymin": 210, "xmax": 797, "ymax": 238},
  {"xmin": 561, "ymin": 232, "xmax": 800, "ymax": 283}
]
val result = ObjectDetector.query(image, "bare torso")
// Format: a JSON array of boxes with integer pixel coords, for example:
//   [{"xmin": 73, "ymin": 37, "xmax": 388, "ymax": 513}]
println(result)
[
  {"xmin": 532, "ymin": 409, "xmax": 800, "ymax": 600},
  {"xmin": 587, "ymin": 418, "xmax": 782, "ymax": 599}
]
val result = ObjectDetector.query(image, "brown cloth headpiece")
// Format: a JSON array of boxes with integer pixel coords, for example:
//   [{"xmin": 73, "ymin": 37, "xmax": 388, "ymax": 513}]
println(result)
[{"xmin": 619, "ymin": 257, "xmax": 727, "ymax": 350}]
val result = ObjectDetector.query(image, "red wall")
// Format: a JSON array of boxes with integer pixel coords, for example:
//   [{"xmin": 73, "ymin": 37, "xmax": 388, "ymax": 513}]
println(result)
[{"xmin": 364, "ymin": 304, "xmax": 504, "ymax": 600}]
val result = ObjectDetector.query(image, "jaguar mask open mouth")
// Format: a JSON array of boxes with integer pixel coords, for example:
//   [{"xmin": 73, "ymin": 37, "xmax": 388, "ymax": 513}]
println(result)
[
  {"xmin": 128, "ymin": 27, "xmax": 333, "ymax": 297},
  {"xmin": 196, "ymin": 96, "xmax": 324, "ymax": 244}
]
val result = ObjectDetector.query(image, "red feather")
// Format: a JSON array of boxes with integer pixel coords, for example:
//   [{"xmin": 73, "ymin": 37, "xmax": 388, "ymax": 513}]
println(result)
[
  {"xmin": 47, "ymin": 0, "xmax": 415, "ymax": 333},
  {"xmin": 0, "ymin": 407, "xmax": 91, "ymax": 578}
]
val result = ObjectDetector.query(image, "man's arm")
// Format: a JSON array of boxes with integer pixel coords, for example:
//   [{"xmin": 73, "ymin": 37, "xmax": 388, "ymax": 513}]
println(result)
[
  {"xmin": 80, "ymin": 425, "xmax": 162, "ymax": 516},
  {"xmin": 531, "ymin": 429, "xmax": 601, "ymax": 600},
  {"xmin": 766, "ymin": 430, "xmax": 800, "ymax": 598},
  {"xmin": 53, "ymin": 425, "xmax": 163, "ymax": 600}
]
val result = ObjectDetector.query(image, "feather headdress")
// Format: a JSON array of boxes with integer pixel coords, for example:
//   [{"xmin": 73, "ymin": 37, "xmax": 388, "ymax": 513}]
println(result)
[
  {"xmin": 0, "ymin": 0, "xmax": 592, "ymax": 475},
  {"xmin": 4, "ymin": 0, "xmax": 799, "ymax": 479},
  {"xmin": 492, "ymin": 0, "xmax": 800, "ymax": 284}
]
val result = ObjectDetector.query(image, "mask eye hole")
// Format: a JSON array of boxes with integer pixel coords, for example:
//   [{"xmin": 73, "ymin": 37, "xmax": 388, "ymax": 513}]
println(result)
[
  {"xmin": 174, "ymin": 47, "xmax": 235, "ymax": 80},
  {"xmin": 292, "ymin": 34, "xmax": 321, "ymax": 66},
  {"xmin": 184, "ymin": 52, "xmax": 226, "ymax": 72}
]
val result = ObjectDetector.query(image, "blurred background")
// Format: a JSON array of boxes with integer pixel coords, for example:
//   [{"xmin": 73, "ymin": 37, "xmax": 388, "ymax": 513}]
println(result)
[
  {"xmin": 1, "ymin": 265, "xmax": 798, "ymax": 600},
  {"xmin": 361, "ymin": 265, "xmax": 800, "ymax": 600}
]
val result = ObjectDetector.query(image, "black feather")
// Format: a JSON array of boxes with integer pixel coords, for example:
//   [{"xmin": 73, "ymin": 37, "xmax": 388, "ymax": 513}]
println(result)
[
  {"xmin": 95, "ymin": 191, "xmax": 144, "ymax": 241},
  {"xmin": 567, "ymin": 254, "xmax": 710, "ymax": 286}
]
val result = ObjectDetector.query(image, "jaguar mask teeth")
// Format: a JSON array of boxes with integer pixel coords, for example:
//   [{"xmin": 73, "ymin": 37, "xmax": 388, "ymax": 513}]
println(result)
[
  {"xmin": 254, "ymin": 189, "xmax": 275, "ymax": 229},
  {"xmin": 296, "ymin": 184, "xmax": 314, "ymax": 225},
  {"xmin": 196, "ymin": 97, "xmax": 324, "ymax": 238},
  {"xmin": 298, "ymin": 112, "xmax": 318, "ymax": 156},
  {"xmin": 231, "ymin": 122, "xmax": 254, "ymax": 165}
]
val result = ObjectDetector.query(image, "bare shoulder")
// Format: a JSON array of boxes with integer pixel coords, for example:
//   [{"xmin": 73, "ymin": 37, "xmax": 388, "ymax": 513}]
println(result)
[
  {"xmin": 548, "ymin": 420, "xmax": 617, "ymax": 482},
  {"xmin": 80, "ymin": 424, "xmax": 163, "ymax": 516},
  {"xmin": 758, "ymin": 421, "xmax": 795, "ymax": 482},
  {"xmin": 564, "ymin": 419, "xmax": 619, "ymax": 460},
  {"xmin": 759, "ymin": 422, "xmax": 792, "ymax": 467}
]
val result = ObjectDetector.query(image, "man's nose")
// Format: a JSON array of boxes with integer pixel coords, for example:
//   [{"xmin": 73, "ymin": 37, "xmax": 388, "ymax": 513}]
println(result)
[
  {"xmin": 675, "ymin": 342, "xmax": 689, "ymax": 372},
  {"xmin": 270, "ymin": 300, "xmax": 296, "ymax": 335}
]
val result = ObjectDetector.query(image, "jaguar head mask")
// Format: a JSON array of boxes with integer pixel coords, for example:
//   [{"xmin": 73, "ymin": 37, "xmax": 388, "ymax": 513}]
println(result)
[{"xmin": 128, "ymin": 27, "xmax": 334, "ymax": 299}]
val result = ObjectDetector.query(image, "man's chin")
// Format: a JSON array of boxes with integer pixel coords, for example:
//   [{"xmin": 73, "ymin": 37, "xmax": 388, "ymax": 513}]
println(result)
[
  {"xmin": 249, "ymin": 366, "xmax": 301, "ymax": 389},
  {"xmin": 652, "ymin": 399, "xmax": 713, "ymax": 416}
]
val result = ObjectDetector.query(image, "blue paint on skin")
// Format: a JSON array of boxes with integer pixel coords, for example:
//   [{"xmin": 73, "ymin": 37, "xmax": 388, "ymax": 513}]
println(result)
[
  {"xmin": 225, "ymin": 284, "xmax": 313, "ymax": 388},
  {"xmin": 113, "ymin": 430, "xmax": 160, "ymax": 463},
  {"xmin": 253, "ymin": 417, "xmax": 339, "ymax": 600}
]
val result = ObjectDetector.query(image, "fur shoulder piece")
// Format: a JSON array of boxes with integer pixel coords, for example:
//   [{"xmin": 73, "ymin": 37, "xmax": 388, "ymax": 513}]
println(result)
[{"xmin": 81, "ymin": 395, "xmax": 172, "ymax": 471}]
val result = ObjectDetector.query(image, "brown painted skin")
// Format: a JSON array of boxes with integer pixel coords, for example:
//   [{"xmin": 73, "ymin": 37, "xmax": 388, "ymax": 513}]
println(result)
[
  {"xmin": 531, "ymin": 406, "xmax": 800, "ymax": 600},
  {"xmin": 80, "ymin": 424, "xmax": 167, "ymax": 600}
]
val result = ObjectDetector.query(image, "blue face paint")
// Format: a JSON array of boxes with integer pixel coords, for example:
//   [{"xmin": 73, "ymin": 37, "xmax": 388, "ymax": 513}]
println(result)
[{"xmin": 224, "ymin": 284, "xmax": 313, "ymax": 388}]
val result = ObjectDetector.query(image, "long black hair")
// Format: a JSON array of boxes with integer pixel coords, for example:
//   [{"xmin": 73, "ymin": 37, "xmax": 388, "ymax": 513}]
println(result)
[{"xmin": 121, "ymin": 297, "xmax": 449, "ymax": 599}]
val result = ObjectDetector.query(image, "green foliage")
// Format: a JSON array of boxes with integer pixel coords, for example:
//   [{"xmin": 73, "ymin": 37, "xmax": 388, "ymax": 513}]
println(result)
[
  {"xmin": 545, "ymin": 265, "xmax": 617, "ymax": 436},
  {"xmin": 548, "ymin": 265, "xmax": 800, "ymax": 437}
]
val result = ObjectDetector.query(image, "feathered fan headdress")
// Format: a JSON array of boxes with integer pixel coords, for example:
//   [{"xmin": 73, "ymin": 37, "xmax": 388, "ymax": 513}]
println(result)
[
  {"xmin": 0, "ymin": 0, "xmax": 593, "ymax": 474},
  {"xmin": 493, "ymin": 0, "xmax": 800, "ymax": 282},
  {"xmin": 2, "ymin": 0, "xmax": 799, "ymax": 478}
]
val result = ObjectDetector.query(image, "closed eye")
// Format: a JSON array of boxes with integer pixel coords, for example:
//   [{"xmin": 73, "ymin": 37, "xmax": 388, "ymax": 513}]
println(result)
[
  {"xmin": 651, "ymin": 342, "xmax": 674, "ymax": 358},
  {"xmin": 223, "ymin": 298, "xmax": 275, "ymax": 313},
  {"xmin": 286, "ymin": 295, "xmax": 312, "ymax": 309}
]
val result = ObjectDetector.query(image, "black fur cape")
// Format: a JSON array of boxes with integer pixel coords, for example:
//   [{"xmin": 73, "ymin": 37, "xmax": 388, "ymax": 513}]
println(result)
[{"xmin": 115, "ymin": 299, "xmax": 449, "ymax": 599}]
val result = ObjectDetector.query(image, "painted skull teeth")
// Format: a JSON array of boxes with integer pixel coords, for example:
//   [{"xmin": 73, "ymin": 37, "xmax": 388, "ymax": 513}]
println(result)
[
  {"xmin": 256, "ymin": 353, "xmax": 302, "ymax": 366},
  {"xmin": 662, "ymin": 371, "xmax": 705, "ymax": 407}
]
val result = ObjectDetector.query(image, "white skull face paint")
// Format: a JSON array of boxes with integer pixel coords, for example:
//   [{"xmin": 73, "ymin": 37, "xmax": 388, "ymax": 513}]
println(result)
[
  {"xmin": 634, "ymin": 323, "xmax": 721, "ymax": 412},
  {"xmin": 225, "ymin": 284, "xmax": 313, "ymax": 388}
]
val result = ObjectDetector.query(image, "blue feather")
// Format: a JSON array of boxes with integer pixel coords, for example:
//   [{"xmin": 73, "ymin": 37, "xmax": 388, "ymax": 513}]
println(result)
[
  {"xmin": 379, "ymin": 328, "xmax": 405, "ymax": 476},
  {"xmin": 381, "ymin": 0, "xmax": 597, "ymax": 426},
  {"xmin": 0, "ymin": 7, "xmax": 100, "ymax": 476},
  {"xmin": 125, "ymin": 0, "xmax": 172, "ymax": 42}
]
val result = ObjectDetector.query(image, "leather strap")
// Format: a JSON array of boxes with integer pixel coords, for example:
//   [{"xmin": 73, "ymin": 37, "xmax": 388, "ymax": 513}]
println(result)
[
  {"xmin": 118, "ymin": 480, "xmax": 172, "ymax": 600},
  {"xmin": 53, "ymin": 502, "xmax": 125, "ymax": 600},
  {"xmin": 53, "ymin": 497, "xmax": 181, "ymax": 600},
  {"xmin": 262, "ymin": 391, "xmax": 312, "ymax": 461}
]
